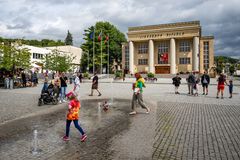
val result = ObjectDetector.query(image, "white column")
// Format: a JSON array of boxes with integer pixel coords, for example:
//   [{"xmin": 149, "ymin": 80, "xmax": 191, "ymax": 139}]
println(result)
[
  {"xmin": 193, "ymin": 36, "xmax": 199, "ymax": 71},
  {"xmin": 170, "ymin": 38, "xmax": 176, "ymax": 74},
  {"xmin": 148, "ymin": 39, "xmax": 154, "ymax": 73},
  {"xmin": 129, "ymin": 41, "xmax": 134, "ymax": 74}
]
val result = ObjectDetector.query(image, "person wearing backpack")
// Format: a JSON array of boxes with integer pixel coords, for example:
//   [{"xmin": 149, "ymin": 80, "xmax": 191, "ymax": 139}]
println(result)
[{"xmin": 201, "ymin": 71, "xmax": 210, "ymax": 95}]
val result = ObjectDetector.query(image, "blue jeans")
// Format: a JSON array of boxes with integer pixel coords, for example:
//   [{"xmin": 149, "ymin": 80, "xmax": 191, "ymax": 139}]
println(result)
[
  {"xmin": 42, "ymin": 83, "xmax": 48, "ymax": 93},
  {"xmin": 65, "ymin": 120, "xmax": 85, "ymax": 137},
  {"xmin": 61, "ymin": 86, "xmax": 67, "ymax": 101}
]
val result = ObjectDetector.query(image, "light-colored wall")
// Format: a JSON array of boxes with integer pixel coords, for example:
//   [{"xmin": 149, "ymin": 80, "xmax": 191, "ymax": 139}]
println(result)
[{"xmin": 133, "ymin": 42, "xmax": 149, "ymax": 73}]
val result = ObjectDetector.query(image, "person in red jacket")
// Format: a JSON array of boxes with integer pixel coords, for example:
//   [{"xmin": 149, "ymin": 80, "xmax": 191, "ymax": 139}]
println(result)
[
  {"xmin": 62, "ymin": 91, "xmax": 87, "ymax": 142},
  {"xmin": 216, "ymin": 73, "xmax": 228, "ymax": 99}
]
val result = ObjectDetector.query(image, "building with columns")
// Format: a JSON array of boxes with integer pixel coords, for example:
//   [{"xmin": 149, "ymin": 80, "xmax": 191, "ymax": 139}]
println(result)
[{"xmin": 122, "ymin": 21, "xmax": 214, "ymax": 74}]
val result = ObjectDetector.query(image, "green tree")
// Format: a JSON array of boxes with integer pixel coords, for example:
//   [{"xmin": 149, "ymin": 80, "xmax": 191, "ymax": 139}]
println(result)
[
  {"xmin": 43, "ymin": 49, "xmax": 74, "ymax": 72},
  {"xmin": 229, "ymin": 65, "xmax": 235, "ymax": 75},
  {"xmin": 81, "ymin": 21, "xmax": 127, "ymax": 73},
  {"xmin": 0, "ymin": 43, "xmax": 31, "ymax": 70},
  {"xmin": 65, "ymin": 30, "xmax": 73, "ymax": 45}
]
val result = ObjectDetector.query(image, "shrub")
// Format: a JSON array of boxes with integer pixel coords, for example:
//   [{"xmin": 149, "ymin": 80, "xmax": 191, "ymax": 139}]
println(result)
[
  {"xmin": 115, "ymin": 70, "xmax": 122, "ymax": 78},
  {"xmin": 147, "ymin": 72, "xmax": 155, "ymax": 78},
  {"xmin": 83, "ymin": 72, "xmax": 89, "ymax": 78}
]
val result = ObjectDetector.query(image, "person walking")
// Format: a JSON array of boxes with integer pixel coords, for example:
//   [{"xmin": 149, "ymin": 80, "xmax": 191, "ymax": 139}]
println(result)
[
  {"xmin": 89, "ymin": 73, "xmax": 102, "ymax": 96},
  {"xmin": 60, "ymin": 72, "xmax": 68, "ymax": 103},
  {"xmin": 186, "ymin": 72, "xmax": 195, "ymax": 95},
  {"xmin": 172, "ymin": 73, "xmax": 181, "ymax": 94},
  {"xmin": 201, "ymin": 71, "xmax": 210, "ymax": 95},
  {"xmin": 73, "ymin": 72, "xmax": 81, "ymax": 98},
  {"xmin": 129, "ymin": 73, "xmax": 150, "ymax": 115},
  {"xmin": 216, "ymin": 73, "xmax": 228, "ymax": 99},
  {"xmin": 62, "ymin": 91, "xmax": 87, "ymax": 142}
]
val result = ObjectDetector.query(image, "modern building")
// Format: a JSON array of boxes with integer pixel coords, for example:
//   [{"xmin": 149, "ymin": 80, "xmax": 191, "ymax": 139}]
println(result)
[
  {"xmin": 122, "ymin": 21, "xmax": 214, "ymax": 74},
  {"xmin": 18, "ymin": 45, "xmax": 82, "ymax": 72},
  {"xmin": 46, "ymin": 45, "xmax": 82, "ymax": 66}
]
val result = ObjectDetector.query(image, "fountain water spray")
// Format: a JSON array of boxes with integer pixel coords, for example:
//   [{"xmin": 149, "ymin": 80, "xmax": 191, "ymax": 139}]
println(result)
[{"xmin": 31, "ymin": 129, "xmax": 39, "ymax": 155}]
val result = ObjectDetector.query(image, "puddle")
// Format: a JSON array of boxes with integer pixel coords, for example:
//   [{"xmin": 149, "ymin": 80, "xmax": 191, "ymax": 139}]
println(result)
[{"xmin": 0, "ymin": 99, "xmax": 131, "ymax": 159}]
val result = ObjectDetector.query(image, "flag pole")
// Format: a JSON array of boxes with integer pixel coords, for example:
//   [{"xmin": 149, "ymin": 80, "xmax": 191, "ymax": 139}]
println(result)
[
  {"xmin": 100, "ymin": 29, "xmax": 102, "ymax": 75},
  {"xmin": 93, "ymin": 27, "xmax": 95, "ymax": 74},
  {"xmin": 108, "ymin": 33, "xmax": 109, "ymax": 78}
]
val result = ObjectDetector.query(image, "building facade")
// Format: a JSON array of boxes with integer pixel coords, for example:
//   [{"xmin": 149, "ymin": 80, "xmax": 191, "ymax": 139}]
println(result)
[{"xmin": 122, "ymin": 21, "xmax": 214, "ymax": 74}]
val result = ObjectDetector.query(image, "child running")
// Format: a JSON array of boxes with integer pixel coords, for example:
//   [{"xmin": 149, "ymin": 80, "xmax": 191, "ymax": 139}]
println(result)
[{"xmin": 62, "ymin": 91, "xmax": 87, "ymax": 142}]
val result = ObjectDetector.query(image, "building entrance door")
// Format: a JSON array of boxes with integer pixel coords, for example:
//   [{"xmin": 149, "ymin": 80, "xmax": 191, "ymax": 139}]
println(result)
[{"xmin": 155, "ymin": 66, "xmax": 170, "ymax": 74}]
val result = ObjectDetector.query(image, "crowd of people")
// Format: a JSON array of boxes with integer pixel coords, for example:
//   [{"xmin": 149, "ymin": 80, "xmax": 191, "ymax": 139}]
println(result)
[
  {"xmin": 0, "ymin": 70, "xmax": 39, "ymax": 89},
  {"xmin": 172, "ymin": 71, "xmax": 234, "ymax": 99}
]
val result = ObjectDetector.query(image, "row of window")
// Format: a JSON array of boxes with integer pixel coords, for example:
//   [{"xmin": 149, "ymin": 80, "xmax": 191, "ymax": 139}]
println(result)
[
  {"xmin": 32, "ymin": 53, "xmax": 43, "ymax": 59},
  {"xmin": 137, "ymin": 41, "xmax": 191, "ymax": 54},
  {"xmin": 137, "ymin": 57, "xmax": 191, "ymax": 65},
  {"xmin": 203, "ymin": 42, "xmax": 209, "ymax": 70}
]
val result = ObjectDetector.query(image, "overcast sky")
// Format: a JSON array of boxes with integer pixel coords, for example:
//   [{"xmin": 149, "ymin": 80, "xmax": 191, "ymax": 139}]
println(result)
[{"xmin": 0, "ymin": 0, "xmax": 239, "ymax": 57}]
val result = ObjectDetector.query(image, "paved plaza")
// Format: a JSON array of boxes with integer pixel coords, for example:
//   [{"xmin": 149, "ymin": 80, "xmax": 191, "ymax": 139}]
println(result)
[{"xmin": 0, "ymin": 78, "xmax": 240, "ymax": 159}]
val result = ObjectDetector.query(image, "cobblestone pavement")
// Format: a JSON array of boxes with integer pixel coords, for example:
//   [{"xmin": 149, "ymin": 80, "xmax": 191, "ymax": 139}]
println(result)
[
  {"xmin": 153, "ymin": 102, "xmax": 240, "ymax": 160},
  {"xmin": 0, "ymin": 81, "xmax": 240, "ymax": 159}
]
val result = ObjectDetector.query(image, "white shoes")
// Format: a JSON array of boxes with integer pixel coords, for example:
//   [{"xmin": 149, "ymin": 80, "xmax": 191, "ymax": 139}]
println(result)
[{"xmin": 129, "ymin": 111, "xmax": 137, "ymax": 115}]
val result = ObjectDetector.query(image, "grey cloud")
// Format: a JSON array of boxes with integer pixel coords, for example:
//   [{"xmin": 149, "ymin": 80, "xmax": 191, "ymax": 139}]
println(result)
[{"xmin": 0, "ymin": 0, "xmax": 240, "ymax": 57}]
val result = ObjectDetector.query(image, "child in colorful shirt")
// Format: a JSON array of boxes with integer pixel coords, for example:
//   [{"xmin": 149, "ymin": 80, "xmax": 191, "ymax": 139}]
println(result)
[{"xmin": 62, "ymin": 91, "xmax": 87, "ymax": 142}]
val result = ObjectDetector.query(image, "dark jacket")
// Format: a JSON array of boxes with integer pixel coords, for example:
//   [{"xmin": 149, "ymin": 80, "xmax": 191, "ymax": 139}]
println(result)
[
  {"xmin": 172, "ymin": 77, "xmax": 181, "ymax": 86},
  {"xmin": 201, "ymin": 74, "xmax": 210, "ymax": 84},
  {"xmin": 187, "ymin": 74, "xmax": 195, "ymax": 83}
]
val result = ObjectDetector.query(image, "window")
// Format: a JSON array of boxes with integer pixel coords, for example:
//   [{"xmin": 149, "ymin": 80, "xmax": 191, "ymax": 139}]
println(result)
[
  {"xmin": 138, "ymin": 44, "xmax": 148, "ymax": 54},
  {"xmin": 33, "ymin": 53, "xmax": 43, "ymax": 59},
  {"xmin": 203, "ymin": 42, "xmax": 209, "ymax": 69},
  {"xmin": 138, "ymin": 59, "xmax": 148, "ymax": 65},
  {"xmin": 158, "ymin": 42, "xmax": 169, "ymax": 64},
  {"xmin": 125, "ymin": 46, "xmax": 129, "ymax": 69},
  {"xmin": 179, "ymin": 41, "xmax": 190, "ymax": 52},
  {"xmin": 179, "ymin": 58, "xmax": 191, "ymax": 64}
]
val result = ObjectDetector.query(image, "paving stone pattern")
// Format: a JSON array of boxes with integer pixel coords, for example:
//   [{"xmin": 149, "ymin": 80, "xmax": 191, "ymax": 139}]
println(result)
[{"xmin": 153, "ymin": 101, "xmax": 240, "ymax": 160}]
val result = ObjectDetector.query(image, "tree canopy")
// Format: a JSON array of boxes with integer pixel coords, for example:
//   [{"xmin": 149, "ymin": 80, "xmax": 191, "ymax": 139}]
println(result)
[
  {"xmin": 43, "ymin": 49, "xmax": 74, "ymax": 72},
  {"xmin": 80, "ymin": 21, "xmax": 126, "ymax": 73},
  {"xmin": 65, "ymin": 30, "xmax": 73, "ymax": 45},
  {"xmin": 0, "ymin": 37, "xmax": 65, "ymax": 47},
  {"xmin": 0, "ymin": 43, "xmax": 31, "ymax": 71}
]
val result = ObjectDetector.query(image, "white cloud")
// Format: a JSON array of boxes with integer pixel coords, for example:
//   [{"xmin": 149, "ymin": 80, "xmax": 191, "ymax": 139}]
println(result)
[{"xmin": 0, "ymin": 0, "xmax": 239, "ymax": 56}]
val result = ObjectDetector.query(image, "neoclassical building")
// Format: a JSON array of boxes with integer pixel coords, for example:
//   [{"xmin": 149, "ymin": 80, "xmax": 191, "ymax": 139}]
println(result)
[{"xmin": 122, "ymin": 21, "xmax": 214, "ymax": 74}]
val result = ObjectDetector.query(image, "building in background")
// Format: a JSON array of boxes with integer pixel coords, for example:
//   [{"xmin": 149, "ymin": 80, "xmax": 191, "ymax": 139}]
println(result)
[{"xmin": 122, "ymin": 21, "xmax": 214, "ymax": 75}]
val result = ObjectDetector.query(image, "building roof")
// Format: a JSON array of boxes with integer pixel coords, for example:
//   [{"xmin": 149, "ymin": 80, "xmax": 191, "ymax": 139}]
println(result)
[
  {"xmin": 18, "ymin": 45, "xmax": 51, "ymax": 54},
  {"xmin": 128, "ymin": 21, "xmax": 200, "ymax": 32}
]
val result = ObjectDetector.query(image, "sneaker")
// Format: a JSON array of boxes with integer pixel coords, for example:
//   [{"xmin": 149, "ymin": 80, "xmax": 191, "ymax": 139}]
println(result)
[
  {"xmin": 89, "ymin": 94, "xmax": 93, "ymax": 96},
  {"xmin": 146, "ymin": 107, "xmax": 150, "ymax": 114},
  {"xmin": 206, "ymin": 93, "xmax": 208, "ymax": 95},
  {"xmin": 229, "ymin": 96, "xmax": 232, "ymax": 98},
  {"xmin": 216, "ymin": 97, "xmax": 219, "ymax": 99},
  {"xmin": 59, "ymin": 100, "xmax": 62, "ymax": 104},
  {"xmin": 81, "ymin": 134, "xmax": 87, "ymax": 142},
  {"xmin": 129, "ymin": 111, "xmax": 137, "ymax": 115},
  {"xmin": 62, "ymin": 99, "xmax": 67, "ymax": 103},
  {"xmin": 202, "ymin": 93, "xmax": 205, "ymax": 95},
  {"xmin": 62, "ymin": 135, "xmax": 70, "ymax": 141},
  {"xmin": 98, "ymin": 94, "xmax": 102, "ymax": 96}
]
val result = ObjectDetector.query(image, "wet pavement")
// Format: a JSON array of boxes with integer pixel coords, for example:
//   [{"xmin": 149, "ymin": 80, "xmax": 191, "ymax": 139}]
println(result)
[{"xmin": 0, "ymin": 81, "xmax": 240, "ymax": 159}]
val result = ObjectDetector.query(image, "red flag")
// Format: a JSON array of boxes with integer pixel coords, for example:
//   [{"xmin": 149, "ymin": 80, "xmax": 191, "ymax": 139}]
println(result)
[
  {"xmin": 104, "ymin": 35, "xmax": 109, "ymax": 44},
  {"xmin": 98, "ymin": 31, "xmax": 102, "ymax": 41},
  {"xmin": 161, "ymin": 53, "xmax": 168, "ymax": 62}
]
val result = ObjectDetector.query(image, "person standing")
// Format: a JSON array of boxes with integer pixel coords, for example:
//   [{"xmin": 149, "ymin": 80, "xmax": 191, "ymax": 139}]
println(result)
[
  {"xmin": 216, "ymin": 73, "xmax": 228, "ymax": 99},
  {"xmin": 89, "ymin": 73, "xmax": 101, "ymax": 96},
  {"xmin": 60, "ymin": 72, "xmax": 68, "ymax": 103},
  {"xmin": 172, "ymin": 73, "xmax": 181, "ymax": 94},
  {"xmin": 201, "ymin": 71, "xmax": 210, "ymax": 95},
  {"xmin": 21, "ymin": 72, "xmax": 26, "ymax": 87},
  {"xmin": 42, "ymin": 73, "xmax": 49, "ymax": 93},
  {"xmin": 79, "ymin": 73, "xmax": 83, "ymax": 83},
  {"xmin": 186, "ymin": 72, "xmax": 195, "ymax": 95},
  {"xmin": 228, "ymin": 80, "xmax": 233, "ymax": 98},
  {"xmin": 129, "ymin": 73, "xmax": 150, "ymax": 115}
]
